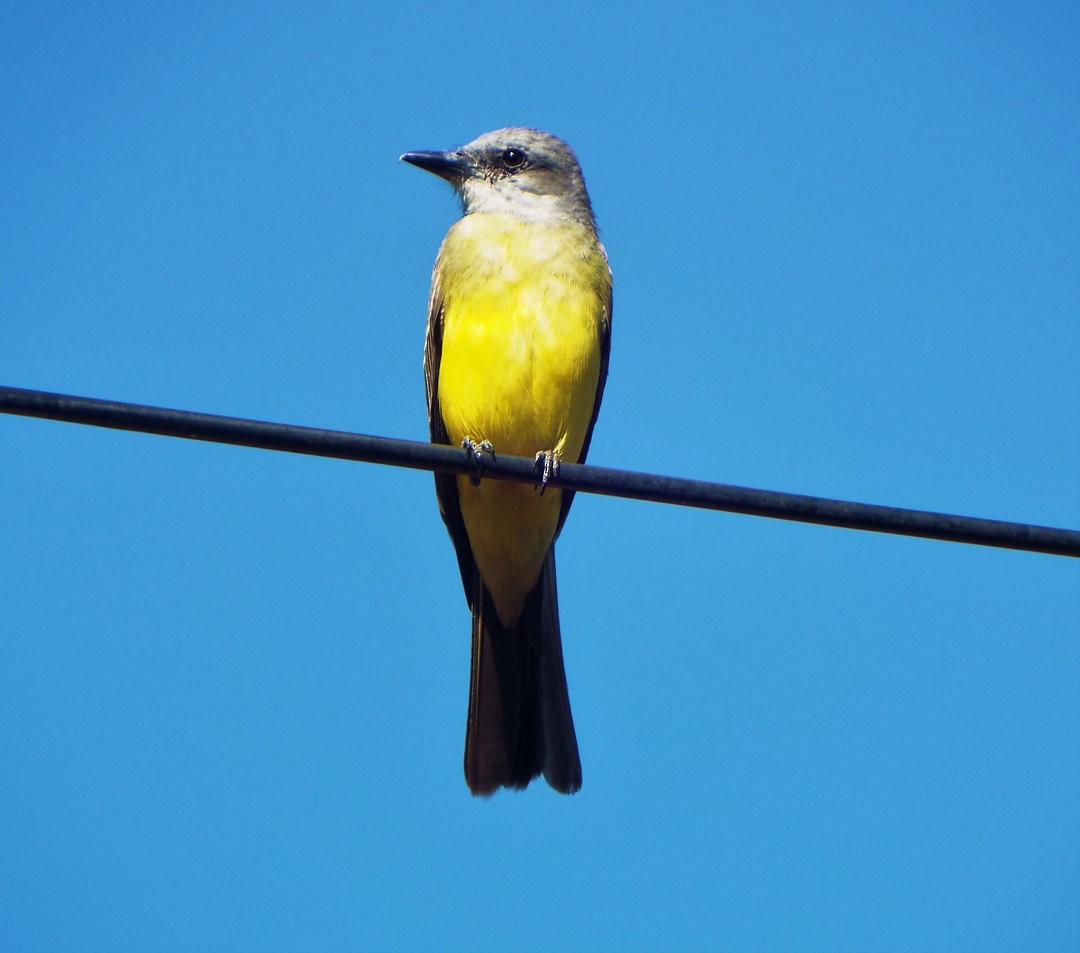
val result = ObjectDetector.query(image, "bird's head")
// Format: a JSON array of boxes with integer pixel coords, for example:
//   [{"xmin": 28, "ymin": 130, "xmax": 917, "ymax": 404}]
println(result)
[{"xmin": 402, "ymin": 127, "xmax": 596, "ymax": 227}]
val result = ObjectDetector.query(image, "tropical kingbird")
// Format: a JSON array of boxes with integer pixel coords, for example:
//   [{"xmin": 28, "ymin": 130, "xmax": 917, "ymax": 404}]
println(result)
[{"xmin": 401, "ymin": 128, "xmax": 612, "ymax": 795}]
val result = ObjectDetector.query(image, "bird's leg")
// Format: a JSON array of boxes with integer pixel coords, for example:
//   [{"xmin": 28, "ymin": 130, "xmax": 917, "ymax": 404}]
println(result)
[
  {"xmin": 462, "ymin": 437, "xmax": 495, "ymax": 486},
  {"xmin": 533, "ymin": 450, "xmax": 560, "ymax": 495}
]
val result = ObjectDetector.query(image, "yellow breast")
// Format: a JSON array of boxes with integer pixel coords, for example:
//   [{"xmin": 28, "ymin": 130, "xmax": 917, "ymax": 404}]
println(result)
[{"xmin": 434, "ymin": 211, "xmax": 610, "ymax": 623}]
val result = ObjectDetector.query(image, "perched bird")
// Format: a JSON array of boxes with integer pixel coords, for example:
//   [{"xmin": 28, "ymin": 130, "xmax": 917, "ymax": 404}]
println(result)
[{"xmin": 402, "ymin": 128, "xmax": 612, "ymax": 795}]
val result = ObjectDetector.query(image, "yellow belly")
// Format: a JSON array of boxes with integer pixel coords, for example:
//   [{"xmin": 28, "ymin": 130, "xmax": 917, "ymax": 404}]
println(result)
[{"xmin": 435, "ymin": 212, "xmax": 610, "ymax": 624}]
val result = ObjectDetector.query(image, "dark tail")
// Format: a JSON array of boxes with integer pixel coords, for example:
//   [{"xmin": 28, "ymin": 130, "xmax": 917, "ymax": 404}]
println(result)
[{"xmin": 464, "ymin": 549, "xmax": 582, "ymax": 795}]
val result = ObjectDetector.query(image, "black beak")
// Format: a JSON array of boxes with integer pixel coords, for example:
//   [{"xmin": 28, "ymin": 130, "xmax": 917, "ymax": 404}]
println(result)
[{"xmin": 400, "ymin": 149, "xmax": 471, "ymax": 184}]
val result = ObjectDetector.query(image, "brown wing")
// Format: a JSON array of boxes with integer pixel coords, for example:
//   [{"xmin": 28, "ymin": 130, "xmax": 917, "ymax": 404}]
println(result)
[
  {"xmin": 555, "ymin": 280, "xmax": 612, "ymax": 539},
  {"xmin": 424, "ymin": 269, "xmax": 478, "ymax": 606}
]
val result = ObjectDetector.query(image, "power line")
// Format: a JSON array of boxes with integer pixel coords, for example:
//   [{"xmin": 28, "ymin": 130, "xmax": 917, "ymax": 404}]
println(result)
[{"xmin": 2, "ymin": 383, "xmax": 1078, "ymax": 558}]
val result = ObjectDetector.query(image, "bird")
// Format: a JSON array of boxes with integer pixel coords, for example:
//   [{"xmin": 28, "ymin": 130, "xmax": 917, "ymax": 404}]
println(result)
[{"xmin": 401, "ymin": 128, "xmax": 612, "ymax": 795}]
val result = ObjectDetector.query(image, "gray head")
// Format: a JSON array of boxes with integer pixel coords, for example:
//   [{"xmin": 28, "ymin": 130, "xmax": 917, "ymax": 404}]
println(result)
[{"xmin": 401, "ymin": 127, "xmax": 597, "ymax": 228}]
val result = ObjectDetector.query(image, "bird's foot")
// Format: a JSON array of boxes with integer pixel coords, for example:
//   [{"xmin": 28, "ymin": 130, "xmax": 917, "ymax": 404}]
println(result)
[
  {"xmin": 533, "ymin": 450, "xmax": 560, "ymax": 495},
  {"xmin": 462, "ymin": 437, "xmax": 495, "ymax": 486}
]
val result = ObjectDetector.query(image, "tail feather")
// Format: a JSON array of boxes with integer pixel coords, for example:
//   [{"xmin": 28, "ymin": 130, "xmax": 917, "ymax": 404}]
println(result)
[
  {"xmin": 536, "ymin": 554, "xmax": 581, "ymax": 793},
  {"xmin": 464, "ymin": 549, "xmax": 581, "ymax": 795}
]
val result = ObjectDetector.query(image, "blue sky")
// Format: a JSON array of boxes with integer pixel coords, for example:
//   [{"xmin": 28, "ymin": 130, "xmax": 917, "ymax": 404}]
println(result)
[{"xmin": 2, "ymin": 3, "xmax": 1078, "ymax": 951}]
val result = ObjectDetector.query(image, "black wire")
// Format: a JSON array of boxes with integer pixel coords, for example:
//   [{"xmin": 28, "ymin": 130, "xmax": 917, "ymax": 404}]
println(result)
[{"xmin": 2, "ymin": 384, "xmax": 1078, "ymax": 558}]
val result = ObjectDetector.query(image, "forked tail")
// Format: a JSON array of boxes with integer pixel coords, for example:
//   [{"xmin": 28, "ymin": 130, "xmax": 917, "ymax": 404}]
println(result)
[{"xmin": 464, "ymin": 549, "xmax": 582, "ymax": 795}]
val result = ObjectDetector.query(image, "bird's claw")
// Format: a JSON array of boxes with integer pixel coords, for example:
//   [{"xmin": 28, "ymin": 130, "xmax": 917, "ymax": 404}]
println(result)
[
  {"xmin": 462, "ymin": 437, "xmax": 495, "ymax": 486},
  {"xmin": 533, "ymin": 450, "xmax": 560, "ymax": 494}
]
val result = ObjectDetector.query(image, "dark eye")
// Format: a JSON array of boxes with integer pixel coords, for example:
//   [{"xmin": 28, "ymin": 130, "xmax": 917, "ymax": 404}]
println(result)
[{"xmin": 500, "ymin": 148, "xmax": 527, "ymax": 171}]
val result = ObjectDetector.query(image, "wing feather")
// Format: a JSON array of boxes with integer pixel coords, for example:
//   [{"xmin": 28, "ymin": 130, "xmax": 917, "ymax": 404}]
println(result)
[
  {"xmin": 555, "ymin": 280, "xmax": 612, "ymax": 538},
  {"xmin": 424, "ymin": 270, "xmax": 477, "ymax": 606}
]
